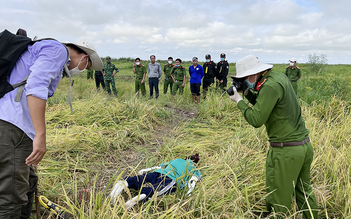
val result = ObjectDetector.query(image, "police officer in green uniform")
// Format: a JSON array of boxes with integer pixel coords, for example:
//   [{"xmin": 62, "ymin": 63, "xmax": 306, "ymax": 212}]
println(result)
[
  {"xmin": 87, "ymin": 69, "xmax": 94, "ymax": 80},
  {"xmin": 171, "ymin": 58, "xmax": 186, "ymax": 98},
  {"xmin": 285, "ymin": 58, "xmax": 301, "ymax": 95},
  {"xmin": 102, "ymin": 56, "xmax": 119, "ymax": 96},
  {"xmin": 202, "ymin": 54, "xmax": 217, "ymax": 98},
  {"xmin": 216, "ymin": 53, "xmax": 229, "ymax": 91},
  {"xmin": 164, "ymin": 57, "xmax": 175, "ymax": 94},
  {"xmin": 133, "ymin": 58, "xmax": 146, "ymax": 96},
  {"xmin": 229, "ymin": 55, "xmax": 318, "ymax": 218}
]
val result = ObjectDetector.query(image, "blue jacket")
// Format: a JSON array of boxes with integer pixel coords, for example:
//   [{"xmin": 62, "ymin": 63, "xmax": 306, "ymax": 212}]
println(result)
[{"xmin": 189, "ymin": 64, "xmax": 204, "ymax": 84}]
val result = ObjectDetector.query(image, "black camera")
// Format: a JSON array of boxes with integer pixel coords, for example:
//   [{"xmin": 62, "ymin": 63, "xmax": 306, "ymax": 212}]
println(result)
[{"xmin": 226, "ymin": 76, "xmax": 247, "ymax": 95}]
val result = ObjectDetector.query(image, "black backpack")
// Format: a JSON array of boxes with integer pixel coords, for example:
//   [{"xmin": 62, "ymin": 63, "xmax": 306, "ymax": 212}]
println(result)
[{"xmin": 0, "ymin": 29, "xmax": 33, "ymax": 99}]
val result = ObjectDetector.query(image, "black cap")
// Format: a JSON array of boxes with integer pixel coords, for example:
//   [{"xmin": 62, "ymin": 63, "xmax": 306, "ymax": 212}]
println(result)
[
  {"xmin": 205, "ymin": 54, "xmax": 211, "ymax": 59},
  {"xmin": 220, "ymin": 53, "xmax": 226, "ymax": 58}
]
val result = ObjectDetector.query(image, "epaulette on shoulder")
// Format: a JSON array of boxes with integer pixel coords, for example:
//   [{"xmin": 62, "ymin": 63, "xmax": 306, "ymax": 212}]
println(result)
[
  {"xmin": 296, "ymin": 66, "xmax": 300, "ymax": 69},
  {"xmin": 256, "ymin": 78, "xmax": 268, "ymax": 91}
]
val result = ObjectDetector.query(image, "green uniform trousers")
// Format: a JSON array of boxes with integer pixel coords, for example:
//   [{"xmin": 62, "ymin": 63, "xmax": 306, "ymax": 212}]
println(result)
[
  {"xmin": 164, "ymin": 78, "xmax": 174, "ymax": 94},
  {"xmin": 291, "ymin": 81, "xmax": 298, "ymax": 95},
  {"xmin": 172, "ymin": 81, "xmax": 184, "ymax": 95},
  {"xmin": 0, "ymin": 120, "xmax": 34, "ymax": 218},
  {"xmin": 266, "ymin": 142, "xmax": 318, "ymax": 218},
  {"xmin": 87, "ymin": 71, "xmax": 93, "ymax": 80},
  {"xmin": 135, "ymin": 79, "xmax": 146, "ymax": 96},
  {"xmin": 105, "ymin": 79, "xmax": 117, "ymax": 96}
]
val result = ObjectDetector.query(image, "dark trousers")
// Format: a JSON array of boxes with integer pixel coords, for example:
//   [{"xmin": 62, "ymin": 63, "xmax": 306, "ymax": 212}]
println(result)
[
  {"xmin": 126, "ymin": 172, "xmax": 176, "ymax": 198},
  {"xmin": 149, "ymin": 78, "xmax": 159, "ymax": 99},
  {"xmin": 95, "ymin": 74, "xmax": 105, "ymax": 90},
  {"xmin": 202, "ymin": 77, "xmax": 214, "ymax": 98},
  {"xmin": 0, "ymin": 120, "xmax": 35, "ymax": 218}
]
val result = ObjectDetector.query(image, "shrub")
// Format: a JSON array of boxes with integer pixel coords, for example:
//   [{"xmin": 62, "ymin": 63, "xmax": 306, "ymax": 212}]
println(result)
[{"xmin": 308, "ymin": 53, "xmax": 328, "ymax": 74}]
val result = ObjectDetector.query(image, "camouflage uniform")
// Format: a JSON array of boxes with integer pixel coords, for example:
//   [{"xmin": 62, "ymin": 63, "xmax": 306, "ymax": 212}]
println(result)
[
  {"xmin": 163, "ymin": 63, "xmax": 175, "ymax": 94},
  {"xmin": 285, "ymin": 66, "xmax": 301, "ymax": 94},
  {"xmin": 171, "ymin": 66, "xmax": 186, "ymax": 95},
  {"xmin": 102, "ymin": 62, "xmax": 119, "ymax": 96},
  {"xmin": 135, "ymin": 64, "xmax": 146, "ymax": 96}
]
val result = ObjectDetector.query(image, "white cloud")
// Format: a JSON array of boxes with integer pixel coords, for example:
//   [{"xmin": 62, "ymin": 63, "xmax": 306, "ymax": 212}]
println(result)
[{"xmin": 1, "ymin": 0, "xmax": 351, "ymax": 63}]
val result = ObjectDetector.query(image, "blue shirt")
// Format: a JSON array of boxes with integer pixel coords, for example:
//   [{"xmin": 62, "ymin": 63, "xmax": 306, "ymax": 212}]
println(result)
[
  {"xmin": 0, "ymin": 40, "xmax": 68, "ymax": 140},
  {"xmin": 154, "ymin": 158, "xmax": 202, "ymax": 188},
  {"xmin": 188, "ymin": 64, "xmax": 204, "ymax": 84}
]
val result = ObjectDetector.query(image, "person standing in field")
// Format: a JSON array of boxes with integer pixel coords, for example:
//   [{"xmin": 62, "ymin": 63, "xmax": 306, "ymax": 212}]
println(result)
[
  {"xmin": 285, "ymin": 58, "xmax": 301, "ymax": 95},
  {"xmin": 87, "ymin": 68, "xmax": 94, "ymax": 80},
  {"xmin": 148, "ymin": 55, "xmax": 162, "ymax": 99},
  {"xmin": 95, "ymin": 69, "xmax": 105, "ymax": 91},
  {"xmin": 188, "ymin": 57, "xmax": 204, "ymax": 103},
  {"xmin": 202, "ymin": 54, "xmax": 217, "ymax": 98},
  {"xmin": 229, "ymin": 55, "xmax": 318, "ymax": 218},
  {"xmin": 216, "ymin": 53, "xmax": 229, "ymax": 92},
  {"xmin": 0, "ymin": 37, "xmax": 103, "ymax": 218},
  {"xmin": 133, "ymin": 58, "xmax": 146, "ymax": 96},
  {"xmin": 163, "ymin": 57, "xmax": 175, "ymax": 95},
  {"xmin": 102, "ymin": 56, "xmax": 119, "ymax": 96},
  {"xmin": 170, "ymin": 58, "xmax": 186, "ymax": 99}
]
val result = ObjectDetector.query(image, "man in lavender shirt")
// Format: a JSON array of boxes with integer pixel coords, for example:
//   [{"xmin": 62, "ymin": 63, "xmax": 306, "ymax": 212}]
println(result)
[{"xmin": 0, "ymin": 38, "xmax": 103, "ymax": 218}]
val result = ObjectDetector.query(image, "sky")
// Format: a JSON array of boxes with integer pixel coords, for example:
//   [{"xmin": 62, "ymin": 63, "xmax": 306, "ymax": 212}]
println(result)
[{"xmin": 1, "ymin": 0, "xmax": 351, "ymax": 64}]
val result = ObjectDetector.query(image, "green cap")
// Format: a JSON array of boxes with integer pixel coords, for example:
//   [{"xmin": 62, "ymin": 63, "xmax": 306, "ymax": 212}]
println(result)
[{"xmin": 106, "ymin": 56, "xmax": 111, "ymax": 60}]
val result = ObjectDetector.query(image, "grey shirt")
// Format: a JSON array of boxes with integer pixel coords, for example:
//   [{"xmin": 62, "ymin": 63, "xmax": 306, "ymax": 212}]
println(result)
[{"xmin": 148, "ymin": 62, "xmax": 162, "ymax": 78}]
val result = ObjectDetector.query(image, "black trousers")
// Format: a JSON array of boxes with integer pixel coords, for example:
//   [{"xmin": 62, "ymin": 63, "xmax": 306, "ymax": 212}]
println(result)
[
  {"xmin": 95, "ymin": 74, "xmax": 105, "ymax": 90},
  {"xmin": 202, "ymin": 77, "xmax": 214, "ymax": 98}
]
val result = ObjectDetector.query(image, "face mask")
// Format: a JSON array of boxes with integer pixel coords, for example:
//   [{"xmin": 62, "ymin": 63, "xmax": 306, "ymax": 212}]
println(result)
[
  {"xmin": 176, "ymin": 64, "xmax": 180, "ymax": 67},
  {"xmin": 245, "ymin": 79, "xmax": 256, "ymax": 89},
  {"xmin": 69, "ymin": 56, "xmax": 88, "ymax": 76},
  {"xmin": 136, "ymin": 62, "xmax": 140, "ymax": 65},
  {"xmin": 206, "ymin": 59, "xmax": 210, "ymax": 63},
  {"xmin": 168, "ymin": 61, "xmax": 172, "ymax": 64},
  {"xmin": 290, "ymin": 62, "xmax": 294, "ymax": 66},
  {"xmin": 220, "ymin": 58, "xmax": 225, "ymax": 61},
  {"xmin": 107, "ymin": 60, "xmax": 111, "ymax": 64}
]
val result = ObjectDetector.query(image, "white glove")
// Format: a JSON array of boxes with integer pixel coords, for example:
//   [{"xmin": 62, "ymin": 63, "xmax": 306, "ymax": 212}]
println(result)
[
  {"xmin": 110, "ymin": 180, "xmax": 128, "ymax": 203},
  {"xmin": 229, "ymin": 86, "xmax": 243, "ymax": 103},
  {"xmin": 125, "ymin": 194, "xmax": 147, "ymax": 209},
  {"xmin": 186, "ymin": 176, "xmax": 199, "ymax": 196},
  {"xmin": 138, "ymin": 166, "xmax": 161, "ymax": 175}
]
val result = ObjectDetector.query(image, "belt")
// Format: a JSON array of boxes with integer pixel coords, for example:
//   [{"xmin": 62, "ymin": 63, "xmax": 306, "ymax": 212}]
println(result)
[
  {"xmin": 270, "ymin": 137, "xmax": 310, "ymax": 147},
  {"xmin": 290, "ymin": 79, "xmax": 298, "ymax": 82},
  {"xmin": 149, "ymin": 77, "xmax": 158, "ymax": 79},
  {"xmin": 175, "ymin": 80, "xmax": 183, "ymax": 83}
]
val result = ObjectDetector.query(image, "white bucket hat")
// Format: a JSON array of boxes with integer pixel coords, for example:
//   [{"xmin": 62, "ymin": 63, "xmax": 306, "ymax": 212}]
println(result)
[
  {"xmin": 64, "ymin": 40, "xmax": 103, "ymax": 70},
  {"xmin": 235, "ymin": 55, "xmax": 273, "ymax": 78}
]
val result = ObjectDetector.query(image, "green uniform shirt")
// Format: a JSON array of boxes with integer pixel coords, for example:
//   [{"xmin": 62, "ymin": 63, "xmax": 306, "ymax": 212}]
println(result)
[
  {"xmin": 285, "ymin": 66, "xmax": 301, "ymax": 81},
  {"xmin": 135, "ymin": 65, "xmax": 146, "ymax": 79},
  {"xmin": 171, "ymin": 66, "xmax": 186, "ymax": 81},
  {"xmin": 164, "ymin": 64, "xmax": 175, "ymax": 77},
  {"xmin": 102, "ymin": 63, "xmax": 119, "ymax": 80},
  {"xmin": 237, "ymin": 71, "xmax": 309, "ymax": 142}
]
